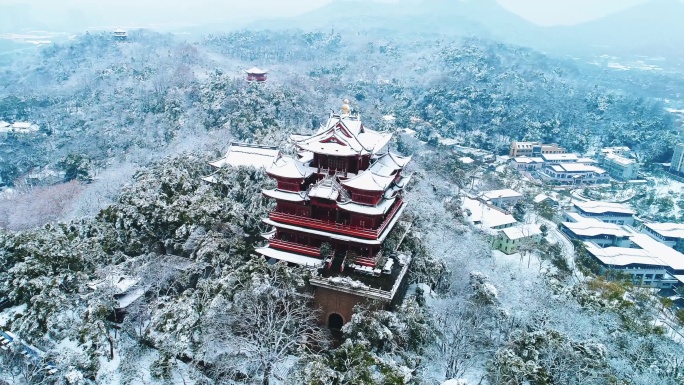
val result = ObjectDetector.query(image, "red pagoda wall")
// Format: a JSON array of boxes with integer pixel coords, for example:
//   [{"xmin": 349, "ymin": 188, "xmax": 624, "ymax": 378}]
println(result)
[{"xmin": 313, "ymin": 287, "xmax": 386, "ymax": 327}]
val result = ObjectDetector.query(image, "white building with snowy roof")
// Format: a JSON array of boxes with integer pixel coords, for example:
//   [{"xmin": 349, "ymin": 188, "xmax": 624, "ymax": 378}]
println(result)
[
  {"xmin": 560, "ymin": 218, "xmax": 635, "ymax": 248},
  {"xmin": 585, "ymin": 234, "xmax": 683, "ymax": 288},
  {"xmin": 540, "ymin": 163, "xmax": 609, "ymax": 186},
  {"xmin": 493, "ymin": 224, "xmax": 542, "ymax": 254},
  {"xmin": 641, "ymin": 222, "xmax": 684, "ymax": 252},
  {"xmin": 571, "ymin": 200, "xmax": 635, "ymax": 226},
  {"xmin": 481, "ymin": 188, "xmax": 524, "ymax": 208},
  {"xmin": 462, "ymin": 197, "xmax": 517, "ymax": 231},
  {"xmin": 510, "ymin": 156, "xmax": 545, "ymax": 171}
]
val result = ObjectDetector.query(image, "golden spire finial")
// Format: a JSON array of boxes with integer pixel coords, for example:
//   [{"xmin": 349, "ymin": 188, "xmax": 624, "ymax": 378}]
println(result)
[{"xmin": 342, "ymin": 99, "xmax": 350, "ymax": 114}]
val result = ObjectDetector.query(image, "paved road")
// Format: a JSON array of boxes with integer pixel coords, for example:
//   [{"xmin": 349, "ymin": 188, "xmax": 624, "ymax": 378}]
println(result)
[{"xmin": 530, "ymin": 214, "xmax": 576, "ymax": 268}]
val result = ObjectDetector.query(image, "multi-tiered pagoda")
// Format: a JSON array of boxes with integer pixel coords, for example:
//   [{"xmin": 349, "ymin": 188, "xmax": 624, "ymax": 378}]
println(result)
[{"xmin": 256, "ymin": 101, "xmax": 412, "ymax": 328}]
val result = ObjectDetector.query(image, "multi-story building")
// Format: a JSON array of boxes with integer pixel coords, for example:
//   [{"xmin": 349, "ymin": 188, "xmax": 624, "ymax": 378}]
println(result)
[
  {"xmin": 584, "ymin": 234, "xmax": 683, "ymax": 289},
  {"xmin": 509, "ymin": 156, "xmax": 545, "ymax": 171},
  {"xmin": 510, "ymin": 155, "xmax": 596, "ymax": 172},
  {"xmin": 509, "ymin": 141, "xmax": 566, "ymax": 157},
  {"xmin": 597, "ymin": 147, "xmax": 639, "ymax": 181},
  {"xmin": 539, "ymin": 163, "xmax": 609, "ymax": 186},
  {"xmin": 600, "ymin": 146, "xmax": 631, "ymax": 157},
  {"xmin": 540, "ymin": 153, "xmax": 579, "ymax": 164},
  {"xmin": 641, "ymin": 223, "xmax": 684, "ymax": 253},
  {"xmin": 255, "ymin": 105, "xmax": 412, "ymax": 328},
  {"xmin": 570, "ymin": 200, "xmax": 636, "ymax": 226},
  {"xmin": 560, "ymin": 218, "xmax": 634, "ymax": 248},
  {"xmin": 670, "ymin": 143, "xmax": 684, "ymax": 176}
]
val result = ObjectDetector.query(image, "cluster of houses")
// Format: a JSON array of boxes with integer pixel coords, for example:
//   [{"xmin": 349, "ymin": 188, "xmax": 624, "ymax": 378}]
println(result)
[
  {"xmin": 461, "ymin": 188, "xmax": 543, "ymax": 255},
  {"xmin": 558, "ymin": 199, "xmax": 684, "ymax": 288},
  {"xmin": 0, "ymin": 121, "xmax": 39, "ymax": 134},
  {"xmin": 460, "ymin": 181, "xmax": 684, "ymax": 289},
  {"xmin": 509, "ymin": 142, "xmax": 640, "ymax": 185}
]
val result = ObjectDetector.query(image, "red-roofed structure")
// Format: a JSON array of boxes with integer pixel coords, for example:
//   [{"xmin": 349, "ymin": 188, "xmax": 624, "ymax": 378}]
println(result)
[{"xmin": 254, "ymin": 102, "xmax": 413, "ymax": 327}]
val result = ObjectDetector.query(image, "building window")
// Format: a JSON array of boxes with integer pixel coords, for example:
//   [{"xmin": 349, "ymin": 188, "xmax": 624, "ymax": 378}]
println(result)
[
  {"xmin": 328, "ymin": 156, "xmax": 345, "ymax": 171},
  {"xmin": 278, "ymin": 181, "xmax": 299, "ymax": 191},
  {"xmin": 352, "ymin": 192, "xmax": 378, "ymax": 204}
]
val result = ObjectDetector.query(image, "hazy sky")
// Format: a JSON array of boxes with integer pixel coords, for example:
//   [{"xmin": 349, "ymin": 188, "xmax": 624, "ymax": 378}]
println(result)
[
  {"xmin": 497, "ymin": 0, "xmax": 651, "ymax": 26},
  {"xmin": 1, "ymin": 0, "xmax": 667, "ymax": 29}
]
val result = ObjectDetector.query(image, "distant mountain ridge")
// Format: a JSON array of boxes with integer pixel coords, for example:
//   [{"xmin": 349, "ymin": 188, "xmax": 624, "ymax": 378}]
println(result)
[
  {"xmin": 247, "ymin": 0, "xmax": 684, "ymax": 59},
  {"xmin": 247, "ymin": 0, "xmax": 539, "ymax": 41},
  {"xmin": 547, "ymin": 0, "xmax": 684, "ymax": 57}
]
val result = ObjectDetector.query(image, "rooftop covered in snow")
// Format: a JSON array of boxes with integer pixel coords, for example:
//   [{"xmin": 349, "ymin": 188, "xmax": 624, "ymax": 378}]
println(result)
[
  {"xmin": 291, "ymin": 114, "xmax": 392, "ymax": 157},
  {"xmin": 481, "ymin": 188, "xmax": 523, "ymax": 200},
  {"xmin": 209, "ymin": 143, "xmax": 280, "ymax": 169},
  {"xmin": 572, "ymin": 200, "xmax": 635, "ymax": 215},
  {"xmin": 643, "ymin": 222, "xmax": 684, "ymax": 239},
  {"xmin": 462, "ymin": 197, "xmax": 517, "ymax": 230},
  {"xmin": 501, "ymin": 224, "xmax": 542, "ymax": 240}
]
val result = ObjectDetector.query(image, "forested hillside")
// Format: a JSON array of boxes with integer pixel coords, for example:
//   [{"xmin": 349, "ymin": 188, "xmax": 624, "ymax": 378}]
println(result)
[
  {"xmin": 1, "ymin": 28, "xmax": 684, "ymax": 384},
  {"xmin": 0, "ymin": 29, "xmax": 679, "ymax": 189}
]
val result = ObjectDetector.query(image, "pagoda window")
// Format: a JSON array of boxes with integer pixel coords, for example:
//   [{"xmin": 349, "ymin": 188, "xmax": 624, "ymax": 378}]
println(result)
[
  {"xmin": 278, "ymin": 180, "xmax": 300, "ymax": 192},
  {"xmin": 328, "ymin": 156, "xmax": 346, "ymax": 171},
  {"xmin": 352, "ymin": 192, "xmax": 380, "ymax": 205},
  {"xmin": 351, "ymin": 214, "xmax": 375, "ymax": 229}
]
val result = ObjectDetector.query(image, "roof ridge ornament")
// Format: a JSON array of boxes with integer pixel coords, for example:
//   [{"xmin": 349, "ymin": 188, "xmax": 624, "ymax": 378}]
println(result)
[{"xmin": 342, "ymin": 99, "xmax": 350, "ymax": 115}]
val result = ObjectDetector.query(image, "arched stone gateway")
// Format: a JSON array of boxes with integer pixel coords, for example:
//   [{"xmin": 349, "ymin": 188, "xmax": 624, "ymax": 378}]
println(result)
[{"xmin": 328, "ymin": 313, "xmax": 344, "ymax": 330}]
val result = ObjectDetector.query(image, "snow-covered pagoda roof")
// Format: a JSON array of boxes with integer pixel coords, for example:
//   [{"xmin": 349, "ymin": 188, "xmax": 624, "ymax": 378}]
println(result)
[
  {"xmin": 209, "ymin": 143, "xmax": 280, "ymax": 169},
  {"xmin": 338, "ymin": 196, "xmax": 397, "ymax": 215},
  {"xmin": 263, "ymin": 188, "xmax": 308, "ymax": 202},
  {"xmin": 255, "ymin": 246, "xmax": 323, "ymax": 267},
  {"xmin": 267, "ymin": 156, "xmax": 313, "ymax": 179},
  {"xmin": 369, "ymin": 152, "xmax": 412, "ymax": 177},
  {"xmin": 291, "ymin": 114, "xmax": 392, "ymax": 157},
  {"xmin": 308, "ymin": 178, "xmax": 341, "ymax": 200},
  {"xmin": 246, "ymin": 66, "xmax": 268, "ymax": 74},
  {"xmin": 341, "ymin": 170, "xmax": 395, "ymax": 192}
]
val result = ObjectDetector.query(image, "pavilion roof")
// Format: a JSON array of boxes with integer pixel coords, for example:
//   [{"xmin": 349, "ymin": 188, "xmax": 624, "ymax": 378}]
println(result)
[
  {"xmin": 262, "ymin": 189, "xmax": 308, "ymax": 202},
  {"xmin": 369, "ymin": 152, "xmax": 412, "ymax": 176},
  {"xmin": 266, "ymin": 156, "xmax": 313, "ymax": 179},
  {"xmin": 338, "ymin": 196, "xmax": 397, "ymax": 216},
  {"xmin": 246, "ymin": 66, "xmax": 268, "ymax": 74},
  {"xmin": 208, "ymin": 143, "xmax": 280, "ymax": 169},
  {"xmin": 341, "ymin": 170, "xmax": 395, "ymax": 192},
  {"xmin": 291, "ymin": 114, "xmax": 392, "ymax": 157}
]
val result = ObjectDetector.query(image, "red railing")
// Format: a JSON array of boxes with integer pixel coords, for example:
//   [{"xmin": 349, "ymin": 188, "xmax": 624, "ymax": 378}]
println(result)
[
  {"xmin": 269, "ymin": 198, "xmax": 404, "ymax": 240},
  {"xmin": 352, "ymin": 257, "xmax": 377, "ymax": 267},
  {"xmin": 269, "ymin": 239, "xmax": 321, "ymax": 257}
]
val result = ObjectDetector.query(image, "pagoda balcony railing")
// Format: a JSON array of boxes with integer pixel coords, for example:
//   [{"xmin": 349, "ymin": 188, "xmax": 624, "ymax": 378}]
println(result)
[
  {"xmin": 269, "ymin": 198, "xmax": 404, "ymax": 240},
  {"xmin": 269, "ymin": 239, "xmax": 321, "ymax": 257}
]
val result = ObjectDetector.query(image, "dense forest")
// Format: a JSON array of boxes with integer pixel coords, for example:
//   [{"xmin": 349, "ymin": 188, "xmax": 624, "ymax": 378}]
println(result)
[
  {"xmin": 0, "ymin": 29, "xmax": 680, "ymax": 187},
  {"xmin": 1, "ymin": 28, "xmax": 684, "ymax": 384}
]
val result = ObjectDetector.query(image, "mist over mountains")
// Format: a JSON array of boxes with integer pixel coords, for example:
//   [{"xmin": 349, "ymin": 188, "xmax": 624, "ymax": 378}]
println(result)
[
  {"xmin": 2, "ymin": 0, "xmax": 683, "ymax": 59},
  {"xmin": 252, "ymin": 0, "xmax": 684, "ymax": 60}
]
